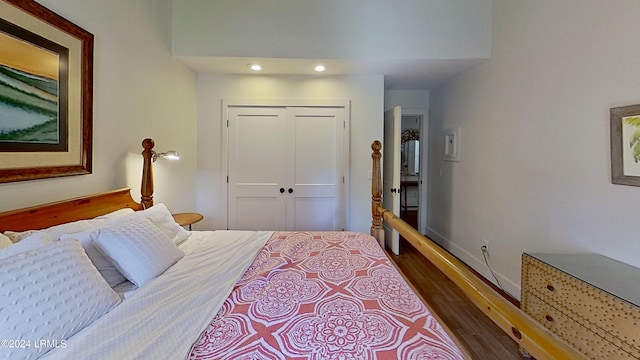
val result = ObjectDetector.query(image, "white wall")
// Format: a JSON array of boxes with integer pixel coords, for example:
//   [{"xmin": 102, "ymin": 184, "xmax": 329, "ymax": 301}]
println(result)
[
  {"xmin": 429, "ymin": 0, "xmax": 640, "ymax": 298},
  {"xmin": 172, "ymin": 0, "xmax": 491, "ymax": 60},
  {"xmin": 384, "ymin": 90, "xmax": 429, "ymax": 112},
  {"xmin": 196, "ymin": 74, "xmax": 383, "ymax": 232},
  {"xmin": 1, "ymin": 0, "xmax": 197, "ymax": 214}
]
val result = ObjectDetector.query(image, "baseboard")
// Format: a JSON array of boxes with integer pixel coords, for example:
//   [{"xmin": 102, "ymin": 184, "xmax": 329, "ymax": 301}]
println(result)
[{"xmin": 424, "ymin": 226, "xmax": 521, "ymax": 304}]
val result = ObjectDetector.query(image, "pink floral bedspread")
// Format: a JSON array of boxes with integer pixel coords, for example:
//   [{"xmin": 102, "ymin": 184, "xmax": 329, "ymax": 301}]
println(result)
[{"xmin": 189, "ymin": 232, "xmax": 466, "ymax": 360}]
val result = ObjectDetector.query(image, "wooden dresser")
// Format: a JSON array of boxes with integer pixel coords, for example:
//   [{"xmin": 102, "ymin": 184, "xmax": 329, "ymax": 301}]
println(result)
[{"xmin": 521, "ymin": 253, "xmax": 640, "ymax": 360}]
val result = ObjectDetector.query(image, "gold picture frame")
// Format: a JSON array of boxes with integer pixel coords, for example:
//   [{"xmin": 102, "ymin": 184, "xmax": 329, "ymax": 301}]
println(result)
[
  {"xmin": 610, "ymin": 104, "xmax": 640, "ymax": 186},
  {"xmin": 0, "ymin": 0, "xmax": 93, "ymax": 183}
]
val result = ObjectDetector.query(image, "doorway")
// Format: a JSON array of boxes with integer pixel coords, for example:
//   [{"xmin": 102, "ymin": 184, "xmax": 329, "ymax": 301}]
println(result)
[
  {"xmin": 399, "ymin": 115, "xmax": 421, "ymax": 232},
  {"xmin": 383, "ymin": 106, "xmax": 427, "ymax": 255}
]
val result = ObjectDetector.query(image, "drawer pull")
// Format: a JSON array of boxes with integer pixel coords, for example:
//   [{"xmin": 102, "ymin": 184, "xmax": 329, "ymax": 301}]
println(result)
[
  {"xmin": 546, "ymin": 285, "xmax": 555, "ymax": 292},
  {"xmin": 545, "ymin": 315, "xmax": 554, "ymax": 322},
  {"xmin": 511, "ymin": 327, "xmax": 522, "ymax": 339}
]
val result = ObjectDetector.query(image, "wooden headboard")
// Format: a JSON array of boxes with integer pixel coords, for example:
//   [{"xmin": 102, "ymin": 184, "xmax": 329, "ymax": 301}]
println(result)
[
  {"xmin": 0, "ymin": 188, "xmax": 143, "ymax": 232},
  {"xmin": 0, "ymin": 138, "xmax": 157, "ymax": 232}
]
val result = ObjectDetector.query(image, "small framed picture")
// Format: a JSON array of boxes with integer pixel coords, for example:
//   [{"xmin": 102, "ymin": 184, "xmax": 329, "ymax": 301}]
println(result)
[{"xmin": 610, "ymin": 104, "xmax": 640, "ymax": 186}]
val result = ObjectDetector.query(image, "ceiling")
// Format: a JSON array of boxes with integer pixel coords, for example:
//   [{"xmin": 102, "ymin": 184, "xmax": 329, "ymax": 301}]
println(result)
[{"xmin": 178, "ymin": 56, "xmax": 486, "ymax": 90}]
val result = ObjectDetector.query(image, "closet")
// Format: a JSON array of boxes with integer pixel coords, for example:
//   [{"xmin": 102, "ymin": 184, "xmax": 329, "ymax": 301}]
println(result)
[{"xmin": 226, "ymin": 105, "xmax": 346, "ymax": 231}]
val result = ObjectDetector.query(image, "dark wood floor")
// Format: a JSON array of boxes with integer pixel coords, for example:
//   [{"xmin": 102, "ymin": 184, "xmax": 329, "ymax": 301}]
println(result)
[{"xmin": 389, "ymin": 212, "xmax": 522, "ymax": 359}]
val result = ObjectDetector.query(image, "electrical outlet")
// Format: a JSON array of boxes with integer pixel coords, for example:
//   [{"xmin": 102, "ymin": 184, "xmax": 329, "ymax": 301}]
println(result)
[{"xmin": 481, "ymin": 239, "xmax": 490, "ymax": 255}]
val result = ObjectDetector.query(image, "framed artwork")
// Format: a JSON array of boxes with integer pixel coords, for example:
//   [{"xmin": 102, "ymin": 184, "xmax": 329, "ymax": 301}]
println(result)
[
  {"xmin": 443, "ymin": 126, "xmax": 462, "ymax": 162},
  {"xmin": 610, "ymin": 104, "xmax": 640, "ymax": 186},
  {"xmin": 0, "ymin": 0, "xmax": 93, "ymax": 183}
]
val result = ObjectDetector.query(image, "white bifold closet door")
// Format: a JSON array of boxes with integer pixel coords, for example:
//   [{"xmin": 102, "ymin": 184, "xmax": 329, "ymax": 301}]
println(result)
[{"xmin": 227, "ymin": 106, "xmax": 344, "ymax": 231}]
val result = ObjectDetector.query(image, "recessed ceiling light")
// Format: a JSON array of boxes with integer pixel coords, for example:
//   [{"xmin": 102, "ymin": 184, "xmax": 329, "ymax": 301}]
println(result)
[
  {"xmin": 249, "ymin": 64, "xmax": 262, "ymax": 71},
  {"xmin": 314, "ymin": 65, "xmax": 326, "ymax": 72}
]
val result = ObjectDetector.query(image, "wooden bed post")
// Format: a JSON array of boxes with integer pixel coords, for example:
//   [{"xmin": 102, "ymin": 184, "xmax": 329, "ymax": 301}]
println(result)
[
  {"xmin": 141, "ymin": 138, "xmax": 155, "ymax": 209},
  {"xmin": 371, "ymin": 140, "xmax": 384, "ymax": 247}
]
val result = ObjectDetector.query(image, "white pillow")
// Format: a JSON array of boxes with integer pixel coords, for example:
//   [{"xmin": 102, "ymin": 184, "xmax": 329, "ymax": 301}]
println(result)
[
  {"xmin": 0, "ymin": 233, "xmax": 11, "ymax": 249},
  {"xmin": 0, "ymin": 240, "xmax": 121, "ymax": 360},
  {"xmin": 138, "ymin": 203, "xmax": 190, "ymax": 245},
  {"xmin": 2, "ymin": 208, "xmax": 135, "ymax": 243},
  {"xmin": 5, "ymin": 219, "xmax": 98, "ymax": 243},
  {"xmin": 94, "ymin": 207, "xmax": 135, "ymax": 221},
  {"xmin": 57, "ymin": 206, "xmax": 178, "ymax": 287},
  {"xmin": 46, "ymin": 219, "xmax": 102, "ymax": 240},
  {"xmin": 3, "ymin": 229, "xmax": 37, "ymax": 243},
  {"xmin": 60, "ymin": 230, "xmax": 127, "ymax": 287},
  {"xmin": 0, "ymin": 232, "xmax": 52, "ymax": 260},
  {"xmin": 112, "ymin": 280, "xmax": 138, "ymax": 299},
  {"xmin": 93, "ymin": 215, "xmax": 184, "ymax": 287}
]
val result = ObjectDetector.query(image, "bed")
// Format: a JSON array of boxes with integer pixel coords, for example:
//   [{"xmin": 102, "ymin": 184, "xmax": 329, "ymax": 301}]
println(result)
[{"xmin": 0, "ymin": 139, "xmax": 582, "ymax": 360}]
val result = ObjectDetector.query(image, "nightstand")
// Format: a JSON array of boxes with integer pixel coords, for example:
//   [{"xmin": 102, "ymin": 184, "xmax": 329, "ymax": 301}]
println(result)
[{"xmin": 172, "ymin": 212, "xmax": 203, "ymax": 230}]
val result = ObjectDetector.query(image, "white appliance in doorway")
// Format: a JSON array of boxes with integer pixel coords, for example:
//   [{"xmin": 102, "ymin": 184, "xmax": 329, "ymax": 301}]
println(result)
[{"xmin": 226, "ymin": 105, "xmax": 347, "ymax": 231}]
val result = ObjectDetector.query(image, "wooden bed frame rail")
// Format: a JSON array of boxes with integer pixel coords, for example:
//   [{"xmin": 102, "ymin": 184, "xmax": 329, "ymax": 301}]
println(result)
[{"xmin": 369, "ymin": 141, "xmax": 585, "ymax": 360}]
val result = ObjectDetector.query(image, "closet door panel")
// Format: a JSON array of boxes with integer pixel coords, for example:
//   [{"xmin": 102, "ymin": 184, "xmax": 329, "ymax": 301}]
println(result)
[
  {"xmin": 228, "ymin": 107, "xmax": 287, "ymax": 230},
  {"xmin": 235, "ymin": 197, "xmax": 283, "ymax": 230},
  {"xmin": 287, "ymin": 107, "xmax": 344, "ymax": 231},
  {"xmin": 292, "ymin": 197, "xmax": 338, "ymax": 231},
  {"xmin": 293, "ymin": 115, "xmax": 337, "ymax": 184}
]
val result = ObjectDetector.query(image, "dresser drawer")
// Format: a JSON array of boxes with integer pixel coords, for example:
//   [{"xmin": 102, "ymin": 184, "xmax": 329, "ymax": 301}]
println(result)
[
  {"xmin": 522, "ymin": 293, "xmax": 634, "ymax": 360},
  {"xmin": 522, "ymin": 254, "xmax": 640, "ymax": 355}
]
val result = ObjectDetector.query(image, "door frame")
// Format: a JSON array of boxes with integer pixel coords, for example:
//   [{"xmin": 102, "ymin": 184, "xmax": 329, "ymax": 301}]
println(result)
[
  {"xmin": 221, "ymin": 98, "xmax": 351, "ymax": 230},
  {"xmin": 383, "ymin": 106, "xmax": 401, "ymax": 254}
]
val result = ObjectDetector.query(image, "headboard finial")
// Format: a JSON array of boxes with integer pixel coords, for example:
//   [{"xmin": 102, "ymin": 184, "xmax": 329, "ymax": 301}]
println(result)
[
  {"xmin": 141, "ymin": 138, "xmax": 155, "ymax": 209},
  {"xmin": 372, "ymin": 140, "xmax": 382, "ymax": 152},
  {"xmin": 142, "ymin": 138, "xmax": 155, "ymax": 150},
  {"xmin": 370, "ymin": 140, "xmax": 384, "ymax": 246}
]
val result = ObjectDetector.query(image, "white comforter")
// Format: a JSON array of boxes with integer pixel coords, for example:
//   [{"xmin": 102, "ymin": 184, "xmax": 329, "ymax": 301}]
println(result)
[{"xmin": 43, "ymin": 230, "xmax": 272, "ymax": 360}]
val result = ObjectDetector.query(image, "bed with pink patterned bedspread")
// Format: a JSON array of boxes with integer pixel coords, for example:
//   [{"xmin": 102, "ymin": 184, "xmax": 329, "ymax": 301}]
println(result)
[{"xmin": 189, "ymin": 231, "xmax": 466, "ymax": 360}]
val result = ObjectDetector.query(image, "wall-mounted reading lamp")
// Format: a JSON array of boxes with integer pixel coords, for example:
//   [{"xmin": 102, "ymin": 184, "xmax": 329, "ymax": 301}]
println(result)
[
  {"xmin": 140, "ymin": 138, "xmax": 180, "ymax": 208},
  {"xmin": 152, "ymin": 150, "xmax": 180, "ymax": 162}
]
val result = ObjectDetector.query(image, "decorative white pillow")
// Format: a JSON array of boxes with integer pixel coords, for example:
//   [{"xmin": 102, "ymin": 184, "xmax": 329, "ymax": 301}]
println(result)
[
  {"xmin": 0, "ymin": 240, "xmax": 121, "ymax": 359},
  {"xmin": 5, "ymin": 219, "xmax": 98, "ymax": 243},
  {"xmin": 60, "ymin": 230, "xmax": 127, "ymax": 287},
  {"xmin": 57, "ymin": 206, "xmax": 181, "ymax": 287},
  {"xmin": 93, "ymin": 207, "xmax": 135, "ymax": 221},
  {"xmin": 0, "ymin": 232, "xmax": 52, "ymax": 260},
  {"xmin": 138, "ymin": 203, "xmax": 190, "ymax": 245},
  {"xmin": 46, "ymin": 219, "xmax": 102, "ymax": 240},
  {"xmin": 2, "ymin": 208, "xmax": 134, "ymax": 243},
  {"xmin": 93, "ymin": 215, "xmax": 184, "ymax": 287},
  {"xmin": 0, "ymin": 233, "xmax": 11, "ymax": 249}
]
